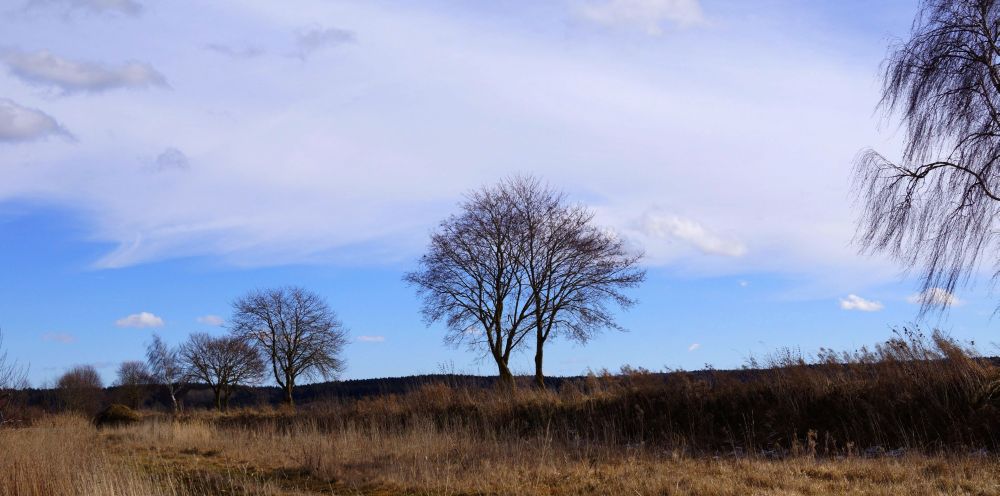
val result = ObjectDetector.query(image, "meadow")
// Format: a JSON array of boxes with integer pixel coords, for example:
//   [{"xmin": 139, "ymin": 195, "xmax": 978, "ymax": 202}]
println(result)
[{"xmin": 4, "ymin": 329, "xmax": 1000, "ymax": 495}]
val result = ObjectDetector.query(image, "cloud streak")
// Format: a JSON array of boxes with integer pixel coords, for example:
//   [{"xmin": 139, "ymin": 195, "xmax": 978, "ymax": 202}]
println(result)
[
  {"xmin": 41, "ymin": 332, "xmax": 76, "ymax": 343},
  {"xmin": 639, "ymin": 211, "xmax": 746, "ymax": 257},
  {"xmin": 24, "ymin": 0, "xmax": 143, "ymax": 16},
  {"xmin": 2, "ymin": 49, "xmax": 166, "ymax": 94},
  {"xmin": 196, "ymin": 315, "xmax": 224, "ymax": 326},
  {"xmin": 579, "ymin": 0, "xmax": 704, "ymax": 34}
]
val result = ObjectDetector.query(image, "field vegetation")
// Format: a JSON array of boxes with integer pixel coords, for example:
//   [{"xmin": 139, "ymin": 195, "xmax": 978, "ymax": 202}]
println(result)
[{"xmin": 4, "ymin": 330, "xmax": 1000, "ymax": 495}]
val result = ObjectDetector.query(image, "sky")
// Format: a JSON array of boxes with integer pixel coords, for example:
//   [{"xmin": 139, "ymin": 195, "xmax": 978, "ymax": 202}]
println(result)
[{"xmin": 1, "ymin": 0, "xmax": 996, "ymax": 387}]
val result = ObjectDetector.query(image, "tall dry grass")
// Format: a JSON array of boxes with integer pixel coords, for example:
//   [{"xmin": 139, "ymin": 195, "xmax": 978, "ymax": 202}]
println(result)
[{"xmin": 4, "ymin": 330, "xmax": 1000, "ymax": 495}]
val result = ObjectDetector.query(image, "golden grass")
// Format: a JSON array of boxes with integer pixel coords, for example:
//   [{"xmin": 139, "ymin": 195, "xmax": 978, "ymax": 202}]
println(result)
[{"xmin": 5, "ymin": 412, "xmax": 1000, "ymax": 495}]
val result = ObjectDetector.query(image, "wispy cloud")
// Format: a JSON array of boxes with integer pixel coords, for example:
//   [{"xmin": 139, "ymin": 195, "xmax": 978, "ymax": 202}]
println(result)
[
  {"xmin": 579, "ymin": 0, "xmax": 704, "ymax": 34},
  {"xmin": 23, "ymin": 0, "xmax": 143, "ymax": 16},
  {"xmin": 356, "ymin": 335, "xmax": 386, "ymax": 343},
  {"xmin": 41, "ymin": 332, "xmax": 76, "ymax": 344},
  {"xmin": 907, "ymin": 288, "xmax": 961, "ymax": 307},
  {"xmin": 294, "ymin": 26, "xmax": 354, "ymax": 59},
  {"xmin": 688, "ymin": 342, "xmax": 700, "ymax": 351},
  {"xmin": 204, "ymin": 43, "xmax": 264, "ymax": 59},
  {"xmin": 639, "ymin": 211, "xmax": 746, "ymax": 257},
  {"xmin": 1, "ymin": 49, "xmax": 166, "ymax": 94},
  {"xmin": 115, "ymin": 311, "xmax": 164, "ymax": 328},
  {"xmin": 196, "ymin": 315, "xmax": 224, "ymax": 326},
  {"xmin": 0, "ymin": 98, "xmax": 71, "ymax": 143},
  {"xmin": 839, "ymin": 294, "xmax": 883, "ymax": 312}
]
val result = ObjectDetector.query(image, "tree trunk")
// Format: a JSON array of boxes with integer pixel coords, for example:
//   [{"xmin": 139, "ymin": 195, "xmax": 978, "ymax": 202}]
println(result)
[
  {"xmin": 534, "ymin": 333, "xmax": 546, "ymax": 389},
  {"xmin": 496, "ymin": 360, "xmax": 515, "ymax": 390},
  {"xmin": 213, "ymin": 387, "xmax": 222, "ymax": 411},
  {"xmin": 283, "ymin": 382, "xmax": 295, "ymax": 406}
]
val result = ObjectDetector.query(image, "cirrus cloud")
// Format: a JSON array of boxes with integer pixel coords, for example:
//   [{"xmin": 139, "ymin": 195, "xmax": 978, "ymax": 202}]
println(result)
[{"xmin": 356, "ymin": 335, "xmax": 386, "ymax": 343}]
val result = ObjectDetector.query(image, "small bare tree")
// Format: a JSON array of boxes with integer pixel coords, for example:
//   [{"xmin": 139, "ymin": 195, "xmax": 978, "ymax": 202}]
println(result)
[
  {"xmin": 508, "ymin": 177, "xmax": 645, "ymax": 388},
  {"xmin": 114, "ymin": 360, "xmax": 151, "ymax": 409},
  {"xmin": 231, "ymin": 287, "xmax": 348, "ymax": 406},
  {"xmin": 145, "ymin": 334, "xmax": 186, "ymax": 413},
  {"xmin": 405, "ymin": 182, "xmax": 537, "ymax": 388},
  {"xmin": 855, "ymin": 0, "xmax": 1000, "ymax": 312},
  {"xmin": 0, "ymin": 330, "xmax": 28, "ymax": 425},
  {"xmin": 57, "ymin": 365, "xmax": 103, "ymax": 414},
  {"xmin": 180, "ymin": 333, "xmax": 265, "ymax": 411}
]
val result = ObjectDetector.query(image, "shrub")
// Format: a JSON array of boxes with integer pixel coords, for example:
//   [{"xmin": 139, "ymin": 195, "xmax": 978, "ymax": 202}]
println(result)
[{"xmin": 94, "ymin": 404, "xmax": 140, "ymax": 428}]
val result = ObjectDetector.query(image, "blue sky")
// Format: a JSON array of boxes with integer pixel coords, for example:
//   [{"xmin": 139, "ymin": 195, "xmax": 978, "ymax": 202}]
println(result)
[{"xmin": 2, "ymin": 0, "xmax": 995, "ymax": 386}]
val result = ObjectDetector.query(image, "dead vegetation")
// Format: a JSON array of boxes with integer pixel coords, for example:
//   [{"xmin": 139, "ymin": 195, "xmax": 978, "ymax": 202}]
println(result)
[{"xmin": 4, "ymin": 330, "xmax": 1000, "ymax": 495}]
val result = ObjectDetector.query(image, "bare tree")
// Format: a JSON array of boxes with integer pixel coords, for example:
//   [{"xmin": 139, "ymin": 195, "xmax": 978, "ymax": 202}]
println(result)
[
  {"xmin": 405, "ymin": 179, "xmax": 538, "ymax": 387},
  {"xmin": 231, "ymin": 287, "xmax": 348, "ymax": 406},
  {"xmin": 0, "ymin": 330, "xmax": 28, "ymax": 425},
  {"xmin": 508, "ymin": 177, "xmax": 645, "ymax": 388},
  {"xmin": 180, "ymin": 333, "xmax": 265, "ymax": 411},
  {"xmin": 114, "ymin": 360, "xmax": 151, "ymax": 409},
  {"xmin": 145, "ymin": 334, "xmax": 186, "ymax": 413},
  {"xmin": 57, "ymin": 365, "xmax": 103, "ymax": 414},
  {"xmin": 855, "ymin": 0, "xmax": 1000, "ymax": 312}
]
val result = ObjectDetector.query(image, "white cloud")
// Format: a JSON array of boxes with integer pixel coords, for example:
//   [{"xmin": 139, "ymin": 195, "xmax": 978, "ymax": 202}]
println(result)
[
  {"xmin": 24, "ymin": 0, "xmax": 142, "ymax": 16},
  {"xmin": 41, "ymin": 332, "xmax": 76, "ymax": 343},
  {"xmin": 115, "ymin": 311, "xmax": 164, "ymax": 328},
  {"xmin": 196, "ymin": 315, "xmax": 224, "ymax": 326},
  {"xmin": 907, "ymin": 288, "xmax": 962, "ymax": 307},
  {"xmin": 0, "ymin": 98, "xmax": 70, "ymax": 143},
  {"xmin": 738, "ymin": 280, "xmax": 749, "ymax": 287},
  {"xmin": 638, "ymin": 211, "xmax": 746, "ymax": 257},
  {"xmin": 294, "ymin": 26, "xmax": 354, "ymax": 59},
  {"xmin": 356, "ymin": 335, "xmax": 386, "ymax": 343},
  {"xmin": 1, "ymin": 49, "xmax": 166, "ymax": 94},
  {"xmin": 688, "ymin": 343, "xmax": 700, "ymax": 351},
  {"xmin": 839, "ymin": 294, "xmax": 883, "ymax": 312},
  {"xmin": 579, "ymin": 0, "xmax": 704, "ymax": 34}
]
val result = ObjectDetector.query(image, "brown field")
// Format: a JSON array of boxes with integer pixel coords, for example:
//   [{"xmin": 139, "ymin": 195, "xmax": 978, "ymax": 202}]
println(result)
[
  {"xmin": 5, "ymin": 330, "xmax": 1000, "ymax": 495},
  {"xmin": 3, "ymin": 412, "xmax": 1000, "ymax": 496}
]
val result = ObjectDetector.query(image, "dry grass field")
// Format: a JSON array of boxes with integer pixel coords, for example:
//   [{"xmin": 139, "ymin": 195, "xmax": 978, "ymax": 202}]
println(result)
[
  {"xmin": 4, "ymin": 412, "xmax": 1000, "ymax": 496},
  {"xmin": 5, "ymin": 330, "xmax": 1000, "ymax": 495}
]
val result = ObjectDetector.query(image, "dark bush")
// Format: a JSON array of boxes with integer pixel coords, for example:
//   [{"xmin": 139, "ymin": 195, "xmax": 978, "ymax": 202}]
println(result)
[{"xmin": 94, "ymin": 404, "xmax": 140, "ymax": 428}]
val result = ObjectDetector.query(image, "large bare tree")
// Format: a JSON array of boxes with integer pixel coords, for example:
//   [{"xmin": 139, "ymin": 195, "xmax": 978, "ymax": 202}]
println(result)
[
  {"xmin": 406, "ymin": 176, "xmax": 644, "ymax": 388},
  {"xmin": 180, "ymin": 333, "xmax": 265, "ymax": 411},
  {"xmin": 855, "ymin": 0, "xmax": 1000, "ymax": 312},
  {"xmin": 406, "ymin": 181, "xmax": 536, "ymax": 387},
  {"xmin": 231, "ymin": 287, "xmax": 348, "ymax": 406},
  {"xmin": 145, "ymin": 334, "xmax": 187, "ymax": 413},
  {"xmin": 509, "ymin": 177, "xmax": 645, "ymax": 388}
]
